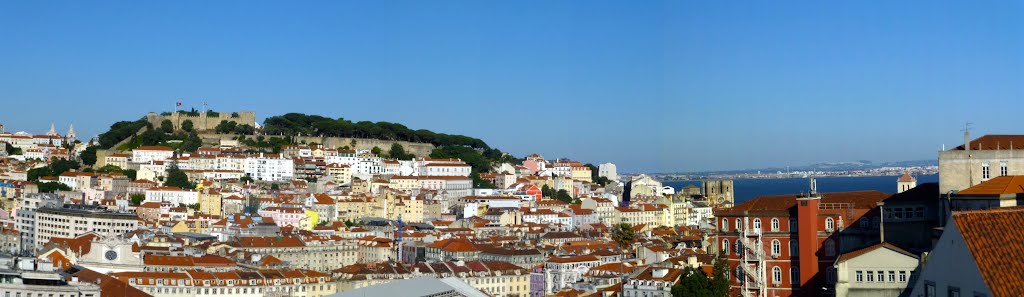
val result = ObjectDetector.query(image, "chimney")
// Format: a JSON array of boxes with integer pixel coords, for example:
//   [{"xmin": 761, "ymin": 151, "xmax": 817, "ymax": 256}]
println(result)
[
  {"xmin": 796, "ymin": 178, "xmax": 821, "ymax": 287},
  {"xmin": 965, "ymin": 130, "xmax": 971, "ymax": 152},
  {"xmin": 652, "ymin": 268, "xmax": 668, "ymax": 278}
]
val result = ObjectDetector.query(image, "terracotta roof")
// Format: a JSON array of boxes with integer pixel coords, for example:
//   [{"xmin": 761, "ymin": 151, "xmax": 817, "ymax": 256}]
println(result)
[
  {"xmin": 547, "ymin": 255, "xmax": 599, "ymax": 263},
  {"xmin": 958, "ymin": 176, "xmax": 1024, "ymax": 195},
  {"xmin": 897, "ymin": 173, "xmax": 916, "ymax": 183},
  {"xmin": 954, "ymin": 135, "xmax": 1024, "ymax": 150},
  {"xmin": 719, "ymin": 190, "xmax": 890, "ymax": 216},
  {"xmin": 835, "ymin": 242, "xmax": 917, "ymax": 264},
  {"xmin": 952, "ymin": 207, "xmax": 1024, "ymax": 296}
]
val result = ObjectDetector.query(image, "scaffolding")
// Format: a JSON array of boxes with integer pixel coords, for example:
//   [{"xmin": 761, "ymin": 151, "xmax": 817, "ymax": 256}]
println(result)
[{"xmin": 740, "ymin": 217, "xmax": 767, "ymax": 297}]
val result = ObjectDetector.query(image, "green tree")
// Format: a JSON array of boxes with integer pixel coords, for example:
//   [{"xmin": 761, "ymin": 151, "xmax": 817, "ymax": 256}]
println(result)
[
  {"xmin": 164, "ymin": 165, "xmax": 193, "ymax": 189},
  {"xmin": 541, "ymin": 185, "xmax": 553, "ymax": 198},
  {"xmin": 553, "ymin": 189, "xmax": 573, "ymax": 204},
  {"xmin": 371, "ymin": 146, "xmax": 382, "ymax": 156},
  {"xmin": 181, "ymin": 119, "xmax": 194, "ymax": 132},
  {"xmin": 37, "ymin": 182, "xmax": 71, "ymax": 193},
  {"xmin": 129, "ymin": 193, "xmax": 146, "ymax": 205},
  {"xmin": 234, "ymin": 124, "xmax": 255, "ymax": 135},
  {"xmin": 181, "ymin": 131, "xmax": 203, "ymax": 152},
  {"xmin": 80, "ymin": 146, "xmax": 98, "ymax": 166},
  {"xmin": 270, "ymin": 183, "xmax": 280, "ymax": 191},
  {"xmin": 471, "ymin": 172, "xmax": 495, "ymax": 189},
  {"xmin": 160, "ymin": 119, "xmax": 174, "ymax": 133},
  {"xmin": 388, "ymin": 143, "xmax": 413, "ymax": 160},
  {"xmin": 124, "ymin": 169, "xmax": 137, "ymax": 180},
  {"xmin": 187, "ymin": 203, "xmax": 200, "ymax": 211},
  {"xmin": 709, "ymin": 254, "xmax": 730, "ymax": 297},
  {"xmin": 240, "ymin": 175, "xmax": 254, "ymax": 184},
  {"xmin": 215, "ymin": 120, "xmax": 237, "ymax": 134},
  {"xmin": 138, "ymin": 129, "xmax": 166, "ymax": 146},
  {"xmin": 95, "ymin": 164, "xmax": 124, "ymax": 173},
  {"xmin": 611, "ymin": 223, "xmax": 636, "ymax": 251}
]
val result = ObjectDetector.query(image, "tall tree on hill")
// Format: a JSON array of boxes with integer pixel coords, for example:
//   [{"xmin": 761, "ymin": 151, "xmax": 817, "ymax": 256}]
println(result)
[
  {"xmin": 164, "ymin": 164, "xmax": 193, "ymax": 189},
  {"xmin": 181, "ymin": 120, "xmax": 194, "ymax": 132},
  {"xmin": 160, "ymin": 119, "xmax": 174, "ymax": 133}
]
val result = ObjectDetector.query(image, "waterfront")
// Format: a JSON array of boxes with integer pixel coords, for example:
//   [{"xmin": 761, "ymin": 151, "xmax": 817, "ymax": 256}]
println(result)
[{"xmin": 663, "ymin": 174, "xmax": 939, "ymax": 204}]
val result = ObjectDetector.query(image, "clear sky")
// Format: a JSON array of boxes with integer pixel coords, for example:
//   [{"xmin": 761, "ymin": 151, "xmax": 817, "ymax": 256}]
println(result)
[{"xmin": 1, "ymin": 1, "xmax": 1021, "ymax": 173}]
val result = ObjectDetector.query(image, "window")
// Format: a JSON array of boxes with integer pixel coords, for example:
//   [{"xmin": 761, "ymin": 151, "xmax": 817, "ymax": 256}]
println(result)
[
  {"xmin": 735, "ymin": 266, "xmax": 743, "ymax": 284},
  {"xmin": 888, "ymin": 271, "xmax": 896, "ymax": 282},
  {"xmin": 721, "ymin": 219, "xmax": 728, "ymax": 231},
  {"xmin": 899, "ymin": 271, "xmax": 907, "ymax": 282},
  {"xmin": 753, "ymin": 218, "xmax": 761, "ymax": 231},
  {"xmin": 1000, "ymin": 161, "xmax": 1008, "ymax": 176},
  {"xmin": 771, "ymin": 240, "xmax": 781, "ymax": 256},
  {"xmin": 825, "ymin": 217, "xmax": 835, "ymax": 231},
  {"xmin": 866, "ymin": 271, "xmax": 874, "ymax": 282},
  {"xmin": 948, "ymin": 286, "xmax": 961, "ymax": 297},
  {"xmin": 772, "ymin": 266, "xmax": 782, "ymax": 284},
  {"xmin": 856, "ymin": 271, "xmax": 863, "ymax": 282},
  {"xmin": 915, "ymin": 207, "xmax": 925, "ymax": 218},
  {"xmin": 771, "ymin": 218, "xmax": 780, "ymax": 231},
  {"xmin": 722, "ymin": 239, "xmax": 730, "ymax": 255},
  {"xmin": 790, "ymin": 268, "xmax": 799, "ymax": 284},
  {"xmin": 789, "ymin": 240, "xmax": 798, "ymax": 257},
  {"xmin": 877, "ymin": 271, "xmax": 885, "ymax": 282},
  {"xmin": 860, "ymin": 218, "xmax": 869, "ymax": 228},
  {"xmin": 735, "ymin": 218, "xmax": 742, "ymax": 231},
  {"xmin": 982, "ymin": 162, "xmax": 990, "ymax": 180},
  {"xmin": 824, "ymin": 239, "xmax": 836, "ymax": 257}
]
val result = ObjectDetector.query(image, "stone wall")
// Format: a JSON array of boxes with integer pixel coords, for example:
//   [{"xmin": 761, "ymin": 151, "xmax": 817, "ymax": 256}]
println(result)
[
  {"xmin": 146, "ymin": 111, "xmax": 256, "ymax": 132},
  {"xmin": 198, "ymin": 133, "xmax": 436, "ymax": 157}
]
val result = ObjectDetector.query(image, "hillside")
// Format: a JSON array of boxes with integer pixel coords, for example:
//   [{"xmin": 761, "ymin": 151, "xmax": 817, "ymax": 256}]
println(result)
[{"xmin": 89, "ymin": 111, "xmax": 518, "ymax": 186}]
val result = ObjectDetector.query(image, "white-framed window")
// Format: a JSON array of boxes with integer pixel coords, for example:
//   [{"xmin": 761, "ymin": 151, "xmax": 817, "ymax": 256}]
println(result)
[
  {"xmin": 735, "ymin": 218, "xmax": 742, "ymax": 231},
  {"xmin": 888, "ymin": 271, "xmax": 896, "ymax": 282},
  {"xmin": 982, "ymin": 162, "xmax": 991, "ymax": 180},
  {"xmin": 722, "ymin": 219, "xmax": 728, "ymax": 231},
  {"xmin": 753, "ymin": 218, "xmax": 761, "ymax": 231},
  {"xmin": 899, "ymin": 271, "xmax": 907, "ymax": 282},
  {"xmin": 722, "ymin": 239, "xmax": 730, "ymax": 255},
  {"xmin": 736, "ymin": 266, "xmax": 743, "ymax": 284},
  {"xmin": 771, "ymin": 240, "xmax": 781, "ymax": 256},
  {"xmin": 866, "ymin": 271, "xmax": 874, "ymax": 282},
  {"xmin": 772, "ymin": 266, "xmax": 782, "ymax": 284},
  {"xmin": 771, "ymin": 218, "xmax": 780, "ymax": 232},
  {"xmin": 825, "ymin": 217, "xmax": 835, "ymax": 231},
  {"xmin": 856, "ymin": 271, "xmax": 863, "ymax": 282},
  {"xmin": 1001, "ymin": 161, "xmax": 1008, "ymax": 176}
]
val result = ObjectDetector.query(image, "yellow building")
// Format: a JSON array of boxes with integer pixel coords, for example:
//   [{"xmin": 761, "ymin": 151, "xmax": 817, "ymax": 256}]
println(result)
[
  {"xmin": 326, "ymin": 163, "xmax": 352, "ymax": 185},
  {"xmin": 570, "ymin": 164, "xmax": 593, "ymax": 182},
  {"xmin": 198, "ymin": 191, "xmax": 222, "ymax": 216}
]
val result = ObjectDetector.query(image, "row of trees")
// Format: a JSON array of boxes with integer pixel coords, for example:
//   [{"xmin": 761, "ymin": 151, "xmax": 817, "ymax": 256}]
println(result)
[{"xmin": 261, "ymin": 113, "xmax": 490, "ymax": 149}]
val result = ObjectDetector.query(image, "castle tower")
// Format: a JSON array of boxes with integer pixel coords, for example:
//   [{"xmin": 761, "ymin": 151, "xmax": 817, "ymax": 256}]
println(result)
[{"xmin": 897, "ymin": 172, "xmax": 917, "ymax": 193}]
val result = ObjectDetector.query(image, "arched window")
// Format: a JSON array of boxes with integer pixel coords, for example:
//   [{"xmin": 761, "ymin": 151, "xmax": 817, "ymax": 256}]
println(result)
[
  {"xmin": 722, "ymin": 219, "xmax": 728, "ymax": 231},
  {"xmin": 771, "ymin": 218, "xmax": 780, "ymax": 232},
  {"xmin": 789, "ymin": 240, "xmax": 798, "ymax": 257},
  {"xmin": 735, "ymin": 240, "xmax": 741, "ymax": 254},
  {"xmin": 771, "ymin": 240, "xmax": 781, "ymax": 256},
  {"xmin": 824, "ymin": 239, "xmax": 836, "ymax": 257},
  {"xmin": 872, "ymin": 217, "xmax": 880, "ymax": 228},
  {"xmin": 772, "ymin": 266, "xmax": 782, "ymax": 284},
  {"xmin": 790, "ymin": 267, "xmax": 799, "ymax": 284},
  {"xmin": 753, "ymin": 218, "xmax": 762, "ymax": 231},
  {"xmin": 825, "ymin": 217, "xmax": 835, "ymax": 231},
  {"xmin": 722, "ymin": 239, "xmax": 730, "ymax": 255},
  {"xmin": 859, "ymin": 218, "xmax": 869, "ymax": 229},
  {"xmin": 735, "ymin": 218, "xmax": 742, "ymax": 231},
  {"xmin": 735, "ymin": 266, "xmax": 744, "ymax": 284}
]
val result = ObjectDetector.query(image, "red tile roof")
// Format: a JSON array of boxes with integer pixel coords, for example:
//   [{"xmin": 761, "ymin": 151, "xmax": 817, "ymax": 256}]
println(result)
[
  {"xmin": 952, "ymin": 207, "xmax": 1024, "ymax": 296},
  {"xmin": 954, "ymin": 135, "xmax": 1024, "ymax": 150},
  {"xmin": 958, "ymin": 176, "xmax": 1024, "ymax": 195}
]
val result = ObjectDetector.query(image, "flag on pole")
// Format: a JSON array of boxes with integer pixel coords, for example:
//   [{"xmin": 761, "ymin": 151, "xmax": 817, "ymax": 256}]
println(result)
[{"xmin": 176, "ymin": 102, "xmax": 182, "ymax": 106}]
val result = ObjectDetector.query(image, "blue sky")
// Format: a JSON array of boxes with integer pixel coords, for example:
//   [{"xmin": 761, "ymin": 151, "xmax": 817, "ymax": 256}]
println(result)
[{"xmin": 1, "ymin": 1, "xmax": 1021, "ymax": 173}]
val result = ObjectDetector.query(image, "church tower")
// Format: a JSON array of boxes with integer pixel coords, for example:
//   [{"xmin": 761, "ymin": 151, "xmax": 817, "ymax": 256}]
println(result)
[
  {"xmin": 66, "ymin": 124, "xmax": 77, "ymax": 142},
  {"xmin": 897, "ymin": 172, "xmax": 917, "ymax": 193},
  {"xmin": 47, "ymin": 123, "xmax": 58, "ymax": 136}
]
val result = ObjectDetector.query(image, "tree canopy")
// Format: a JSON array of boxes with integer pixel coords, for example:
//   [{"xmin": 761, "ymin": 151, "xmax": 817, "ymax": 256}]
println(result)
[{"xmin": 261, "ymin": 113, "xmax": 490, "ymax": 149}]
